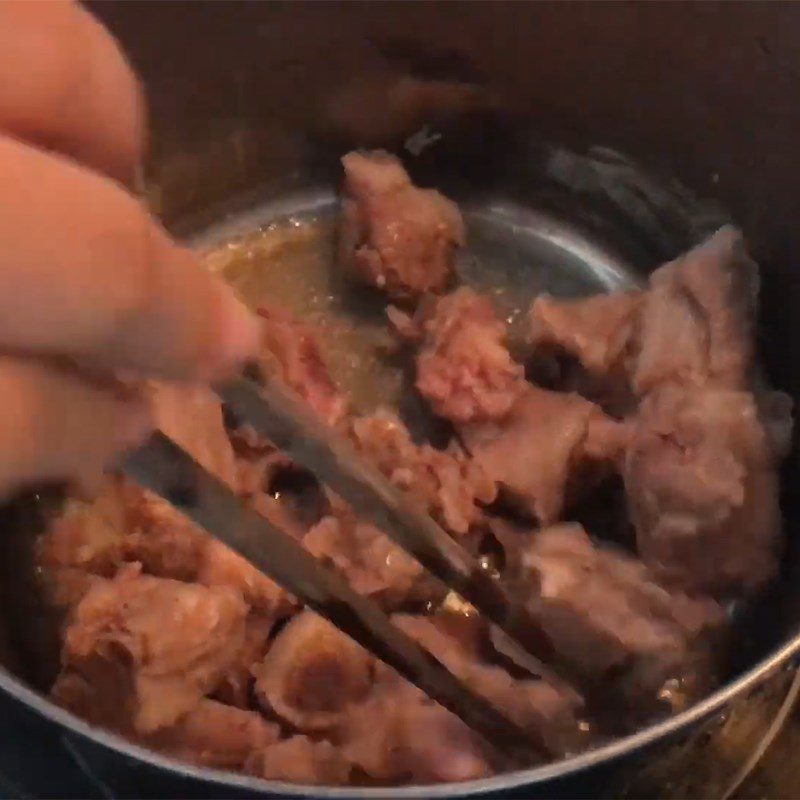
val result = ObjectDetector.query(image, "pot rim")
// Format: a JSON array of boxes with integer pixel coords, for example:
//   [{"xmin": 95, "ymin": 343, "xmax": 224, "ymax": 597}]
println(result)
[{"xmin": 4, "ymin": 629, "xmax": 800, "ymax": 797}]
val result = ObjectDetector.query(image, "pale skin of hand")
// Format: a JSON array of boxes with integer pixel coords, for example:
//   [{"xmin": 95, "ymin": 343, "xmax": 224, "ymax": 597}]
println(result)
[{"xmin": 0, "ymin": 0, "xmax": 260, "ymax": 497}]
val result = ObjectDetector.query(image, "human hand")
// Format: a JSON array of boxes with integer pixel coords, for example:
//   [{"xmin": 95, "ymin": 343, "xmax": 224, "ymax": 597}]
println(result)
[{"xmin": 0, "ymin": 0, "xmax": 259, "ymax": 497}]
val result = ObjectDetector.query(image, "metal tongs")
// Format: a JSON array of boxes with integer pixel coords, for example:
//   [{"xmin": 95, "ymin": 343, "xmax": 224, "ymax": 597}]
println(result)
[{"xmin": 121, "ymin": 374, "xmax": 564, "ymax": 768}]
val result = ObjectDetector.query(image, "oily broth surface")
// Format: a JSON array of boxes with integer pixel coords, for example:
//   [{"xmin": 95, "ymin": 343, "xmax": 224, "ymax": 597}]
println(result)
[{"xmin": 204, "ymin": 217, "xmax": 404, "ymax": 414}]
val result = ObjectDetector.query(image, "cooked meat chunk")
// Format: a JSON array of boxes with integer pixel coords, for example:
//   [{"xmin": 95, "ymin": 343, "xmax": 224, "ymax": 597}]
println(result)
[
  {"xmin": 527, "ymin": 227, "xmax": 757, "ymax": 401},
  {"xmin": 215, "ymin": 612, "xmax": 279, "ymax": 708},
  {"xmin": 38, "ymin": 485, "xmax": 129, "ymax": 580},
  {"xmin": 625, "ymin": 385, "xmax": 783, "ymax": 595},
  {"xmin": 119, "ymin": 485, "xmax": 204, "ymax": 581},
  {"xmin": 37, "ymin": 479, "xmax": 203, "ymax": 596},
  {"xmin": 351, "ymin": 410, "xmax": 495, "ymax": 534},
  {"xmin": 253, "ymin": 305, "xmax": 347, "ymax": 427},
  {"xmin": 197, "ymin": 538, "xmax": 292, "ymax": 615},
  {"xmin": 247, "ymin": 735, "xmax": 352, "ymax": 785},
  {"xmin": 416, "ymin": 288, "xmax": 525, "ymax": 423},
  {"xmin": 521, "ymin": 524, "xmax": 723, "ymax": 699},
  {"xmin": 462, "ymin": 386, "xmax": 630, "ymax": 524},
  {"xmin": 339, "ymin": 663, "xmax": 492, "ymax": 784},
  {"xmin": 148, "ymin": 699, "xmax": 279, "ymax": 769},
  {"xmin": 303, "ymin": 514, "xmax": 440, "ymax": 608},
  {"xmin": 392, "ymin": 614, "xmax": 584, "ymax": 755},
  {"xmin": 339, "ymin": 150, "xmax": 465, "ymax": 301},
  {"xmin": 253, "ymin": 612, "xmax": 372, "ymax": 731},
  {"xmin": 529, "ymin": 291, "xmax": 641, "ymax": 375},
  {"xmin": 59, "ymin": 566, "xmax": 248, "ymax": 733},
  {"xmin": 631, "ymin": 226, "xmax": 757, "ymax": 394}
]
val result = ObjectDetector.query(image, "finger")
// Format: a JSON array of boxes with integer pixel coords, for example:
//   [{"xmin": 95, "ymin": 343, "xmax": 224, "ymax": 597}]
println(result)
[
  {"xmin": 0, "ymin": 0, "xmax": 144, "ymax": 185},
  {"xmin": 0, "ymin": 357, "xmax": 151, "ymax": 499},
  {"xmin": 0, "ymin": 134, "xmax": 259, "ymax": 380}
]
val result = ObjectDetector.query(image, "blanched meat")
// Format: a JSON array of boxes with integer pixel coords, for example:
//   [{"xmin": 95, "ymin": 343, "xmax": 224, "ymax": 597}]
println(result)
[
  {"xmin": 253, "ymin": 305, "xmax": 347, "ymax": 427},
  {"xmin": 351, "ymin": 410, "xmax": 495, "ymax": 534},
  {"xmin": 38, "ymin": 172, "xmax": 788, "ymax": 788},
  {"xmin": 215, "ymin": 613, "xmax": 277, "ymax": 708},
  {"xmin": 462, "ymin": 386, "xmax": 630, "ymax": 524},
  {"xmin": 339, "ymin": 151, "xmax": 465, "ymax": 301},
  {"xmin": 527, "ymin": 227, "xmax": 758, "ymax": 401},
  {"xmin": 247, "ymin": 735, "xmax": 352, "ymax": 785},
  {"xmin": 119, "ymin": 485, "xmax": 204, "ymax": 581},
  {"xmin": 147, "ymin": 699, "xmax": 279, "ymax": 769},
  {"xmin": 303, "ymin": 514, "xmax": 440, "ymax": 608},
  {"xmin": 339, "ymin": 613, "xmax": 581, "ymax": 783},
  {"xmin": 625, "ymin": 385, "xmax": 783, "ymax": 595},
  {"xmin": 521, "ymin": 524, "xmax": 723, "ymax": 699},
  {"xmin": 631, "ymin": 226, "xmax": 757, "ymax": 394},
  {"xmin": 37, "ymin": 480, "xmax": 203, "ymax": 600},
  {"xmin": 253, "ymin": 612, "xmax": 372, "ymax": 731},
  {"xmin": 529, "ymin": 291, "xmax": 641, "ymax": 376},
  {"xmin": 416, "ymin": 288, "xmax": 525, "ymax": 423},
  {"xmin": 392, "ymin": 614, "xmax": 584, "ymax": 755},
  {"xmin": 339, "ymin": 663, "xmax": 492, "ymax": 784},
  {"xmin": 60, "ymin": 566, "xmax": 248, "ymax": 733},
  {"xmin": 38, "ymin": 486, "xmax": 130, "ymax": 580}
]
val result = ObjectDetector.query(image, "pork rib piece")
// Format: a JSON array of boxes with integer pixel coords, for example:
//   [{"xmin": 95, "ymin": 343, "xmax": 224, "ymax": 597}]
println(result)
[
  {"xmin": 339, "ymin": 150, "xmax": 465, "ymax": 301},
  {"xmin": 520, "ymin": 524, "xmax": 724, "ymax": 702},
  {"xmin": 462, "ymin": 385, "xmax": 630, "ymax": 525},
  {"xmin": 57, "ymin": 565, "xmax": 248, "ymax": 733},
  {"xmin": 625, "ymin": 385, "xmax": 784, "ymax": 595}
]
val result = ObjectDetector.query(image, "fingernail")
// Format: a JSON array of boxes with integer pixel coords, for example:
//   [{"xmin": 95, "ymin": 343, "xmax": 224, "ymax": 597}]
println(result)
[{"xmin": 213, "ymin": 289, "xmax": 261, "ymax": 377}]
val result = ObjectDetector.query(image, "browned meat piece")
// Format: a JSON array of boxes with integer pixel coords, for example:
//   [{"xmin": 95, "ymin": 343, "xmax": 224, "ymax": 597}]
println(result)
[
  {"xmin": 247, "ymin": 735, "xmax": 352, "ymax": 785},
  {"xmin": 147, "ymin": 699, "xmax": 279, "ymax": 769},
  {"xmin": 303, "ymin": 514, "xmax": 440, "ymax": 608},
  {"xmin": 625, "ymin": 385, "xmax": 784, "ymax": 595},
  {"xmin": 59, "ymin": 565, "xmax": 248, "ymax": 733},
  {"xmin": 150, "ymin": 382, "xmax": 240, "ymax": 488},
  {"xmin": 339, "ymin": 150, "xmax": 465, "ymax": 301},
  {"xmin": 415, "ymin": 288, "xmax": 525, "ymax": 423},
  {"xmin": 253, "ymin": 611, "xmax": 372, "ymax": 732},
  {"xmin": 462, "ymin": 385, "xmax": 630, "ymax": 524},
  {"xmin": 631, "ymin": 226, "xmax": 757, "ymax": 394},
  {"xmin": 529, "ymin": 291, "xmax": 642, "ymax": 376},
  {"xmin": 253, "ymin": 305, "xmax": 347, "ymax": 427},
  {"xmin": 351, "ymin": 410, "xmax": 495, "ymax": 535},
  {"xmin": 520, "ymin": 524, "xmax": 723, "ymax": 700}
]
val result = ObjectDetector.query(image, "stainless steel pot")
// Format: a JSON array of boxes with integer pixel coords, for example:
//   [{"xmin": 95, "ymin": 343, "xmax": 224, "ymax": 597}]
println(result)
[{"xmin": 1, "ymin": 2, "xmax": 799, "ymax": 797}]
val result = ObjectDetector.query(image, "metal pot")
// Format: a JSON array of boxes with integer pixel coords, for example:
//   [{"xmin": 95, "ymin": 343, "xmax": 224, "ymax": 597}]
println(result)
[{"xmin": 1, "ymin": 2, "xmax": 799, "ymax": 796}]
